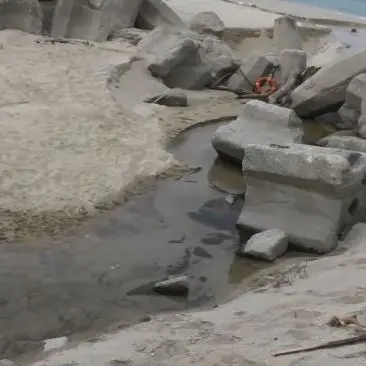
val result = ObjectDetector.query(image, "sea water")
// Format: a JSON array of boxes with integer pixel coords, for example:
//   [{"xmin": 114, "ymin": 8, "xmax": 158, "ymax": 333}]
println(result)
[{"xmin": 291, "ymin": 0, "xmax": 366, "ymax": 18}]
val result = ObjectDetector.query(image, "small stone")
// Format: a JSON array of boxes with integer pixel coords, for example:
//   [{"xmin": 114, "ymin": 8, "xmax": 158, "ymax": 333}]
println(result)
[
  {"xmin": 153, "ymin": 276, "xmax": 189, "ymax": 296},
  {"xmin": 139, "ymin": 315, "xmax": 152, "ymax": 323},
  {"xmin": 43, "ymin": 336, "xmax": 68, "ymax": 352},
  {"xmin": 241, "ymin": 229, "xmax": 288, "ymax": 261},
  {"xmin": 144, "ymin": 89, "xmax": 188, "ymax": 107},
  {"xmin": 224, "ymin": 194, "xmax": 235, "ymax": 204}
]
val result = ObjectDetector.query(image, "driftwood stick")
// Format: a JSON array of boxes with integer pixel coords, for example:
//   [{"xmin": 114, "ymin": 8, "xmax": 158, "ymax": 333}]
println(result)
[{"xmin": 272, "ymin": 333, "xmax": 366, "ymax": 357}]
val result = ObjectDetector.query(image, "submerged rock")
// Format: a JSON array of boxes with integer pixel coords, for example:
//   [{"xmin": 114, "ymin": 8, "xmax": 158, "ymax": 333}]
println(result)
[
  {"xmin": 153, "ymin": 276, "xmax": 189, "ymax": 296},
  {"xmin": 189, "ymin": 11, "xmax": 225, "ymax": 38},
  {"xmin": 240, "ymin": 229, "xmax": 288, "ymax": 261},
  {"xmin": 237, "ymin": 143, "xmax": 366, "ymax": 253},
  {"xmin": 291, "ymin": 49, "xmax": 366, "ymax": 118},
  {"xmin": 212, "ymin": 100, "xmax": 302, "ymax": 163},
  {"xmin": 0, "ymin": 0, "xmax": 42, "ymax": 34}
]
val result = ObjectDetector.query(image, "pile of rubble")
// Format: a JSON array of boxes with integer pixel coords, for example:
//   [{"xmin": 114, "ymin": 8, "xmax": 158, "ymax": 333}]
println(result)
[{"xmin": 209, "ymin": 25, "xmax": 366, "ymax": 260}]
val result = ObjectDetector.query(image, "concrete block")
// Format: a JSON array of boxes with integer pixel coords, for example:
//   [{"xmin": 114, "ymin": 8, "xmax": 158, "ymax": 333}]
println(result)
[
  {"xmin": 189, "ymin": 11, "xmax": 225, "ymax": 38},
  {"xmin": 212, "ymin": 100, "xmax": 303, "ymax": 163},
  {"xmin": 237, "ymin": 143, "xmax": 366, "ymax": 253},
  {"xmin": 291, "ymin": 49, "xmax": 366, "ymax": 118},
  {"xmin": 273, "ymin": 16, "xmax": 302, "ymax": 53}
]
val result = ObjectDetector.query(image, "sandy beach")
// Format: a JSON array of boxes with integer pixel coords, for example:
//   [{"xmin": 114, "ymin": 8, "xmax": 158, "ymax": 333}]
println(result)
[{"xmin": 1, "ymin": 0, "xmax": 366, "ymax": 365}]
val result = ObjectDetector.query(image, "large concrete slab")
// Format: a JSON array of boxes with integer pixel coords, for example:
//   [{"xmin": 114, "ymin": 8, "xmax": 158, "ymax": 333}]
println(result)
[
  {"xmin": 0, "ymin": 0, "xmax": 42, "ymax": 34},
  {"xmin": 291, "ymin": 49, "xmax": 366, "ymax": 118},
  {"xmin": 212, "ymin": 100, "xmax": 302, "ymax": 163},
  {"xmin": 51, "ymin": 0, "xmax": 143, "ymax": 41},
  {"xmin": 238, "ymin": 143, "xmax": 366, "ymax": 252}
]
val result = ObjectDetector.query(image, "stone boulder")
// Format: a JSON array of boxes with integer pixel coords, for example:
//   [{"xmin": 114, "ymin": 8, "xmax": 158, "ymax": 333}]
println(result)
[
  {"xmin": 141, "ymin": 27, "xmax": 240, "ymax": 90},
  {"xmin": 211, "ymin": 100, "xmax": 303, "ymax": 164},
  {"xmin": 338, "ymin": 74, "xmax": 366, "ymax": 129},
  {"xmin": 51, "ymin": 0, "xmax": 143, "ymax": 41},
  {"xmin": 0, "ymin": 0, "xmax": 42, "ymax": 34},
  {"xmin": 189, "ymin": 11, "xmax": 225, "ymax": 38},
  {"xmin": 240, "ymin": 229, "xmax": 288, "ymax": 261},
  {"xmin": 226, "ymin": 55, "xmax": 275, "ymax": 91},
  {"xmin": 291, "ymin": 49, "xmax": 366, "ymax": 118},
  {"xmin": 318, "ymin": 135, "xmax": 366, "ymax": 153},
  {"xmin": 273, "ymin": 16, "xmax": 302, "ymax": 53},
  {"xmin": 136, "ymin": 0, "xmax": 185, "ymax": 30},
  {"xmin": 237, "ymin": 143, "xmax": 366, "ymax": 253}
]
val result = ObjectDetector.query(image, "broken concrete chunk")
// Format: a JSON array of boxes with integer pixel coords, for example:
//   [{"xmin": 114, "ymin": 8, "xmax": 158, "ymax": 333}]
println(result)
[
  {"xmin": 43, "ymin": 337, "xmax": 68, "ymax": 352},
  {"xmin": 153, "ymin": 276, "xmax": 189, "ymax": 296},
  {"xmin": 318, "ymin": 135, "xmax": 366, "ymax": 153},
  {"xmin": 143, "ymin": 27, "xmax": 240, "ymax": 90},
  {"xmin": 241, "ymin": 229, "xmax": 288, "ymax": 261},
  {"xmin": 280, "ymin": 49, "xmax": 306, "ymax": 84},
  {"xmin": 273, "ymin": 16, "xmax": 302, "ymax": 53},
  {"xmin": 338, "ymin": 104, "xmax": 360, "ymax": 130},
  {"xmin": 226, "ymin": 55, "xmax": 274, "ymax": 91},
  {"xmin": 291, "ymin": 49, "xmax": 366, "ymax": 118},
  {"xmin": 144, "ymin": 89, "xmax": 188, "ymax": 106},
  {"xmin": 0, "ymin": 0, "xmax": 42, "ymax": 34},
  {"xmin": 136, "ymin": 0, "xmax": 185, "ymax": 30},
  {"xmin": 212, "ymin": 100, "xmax": 303, "ymax": 163},
  {"xmin": 51, "ymin": 0, "xmax": 143, "ymax": 41},
  {"xmin": 189, "ymin": 11, "xmax": 225, "ymax": 38},
  {"xmin": 238, "ymin": 143, "xmax": 366, "ymax": 253}
]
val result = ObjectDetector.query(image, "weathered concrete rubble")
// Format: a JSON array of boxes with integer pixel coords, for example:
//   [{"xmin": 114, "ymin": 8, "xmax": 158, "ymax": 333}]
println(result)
[
  {"xmin": 189, "ymin": 11, "xmax": 225, "ymax": 38},
  {"xmin": 318, "ymin": 135, "xmax": 366, "ymax": 153},
  {"xmin": 136, "ymin": 0, "xmax": 185, "ymax": 30},
  {"xmin": 51, "ymin": 0, "xmax": 144, "ymax": 41},
  {"xmin": 0, "ymin": 0, "xmax": 42, "ymax": 34},
  {"xmin": 240, "ymin": 229, "xmax": 288, "ymax": 261},
  {"xmin": 338, "ymin": 74, "xmax": 366, "ymax": 129},
  {"xmin": 291, "ymin": 49, "xmax": 366, "ymax": 118},
  {"xmin": 273, "ymin": 15, "xmax": 302, "ymax": 53},
  {"xmin": 140, "ymin": 26, "xmax": 240, "ymax": 90},
  {"xmin": 211, "ymin": 100, "xmax": 303, "ymax": 163},
  {"xmin": 237, "ymin": 143, "xmax": 366, "ymax": 253}
]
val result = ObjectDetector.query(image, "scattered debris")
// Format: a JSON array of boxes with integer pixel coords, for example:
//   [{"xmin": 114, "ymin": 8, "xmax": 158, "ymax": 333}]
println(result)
[
  {"xmin": 273, "ymin": 333, "xmax": 366, "ymax": 357},
  {"xmin": 239, "ymin": 229, "xmax": 288, "ymax": 262},
  {"xmin": 153, "ymin": 276, "xmax": 190, "ymax": 296},
  {"xmin": 212, "ymin": 100, "xmax": 302, "ymax": 163},
  {"xmin": 144, "ymin": 89, "xmax": 188, "ymax": 107},
  {"xmin": 327, "ymin": 314, "xmax": 363, "ymax": 330},
  {"xmin": 273, "ymin": 262, "xmax": 308, "ymax": 288}
]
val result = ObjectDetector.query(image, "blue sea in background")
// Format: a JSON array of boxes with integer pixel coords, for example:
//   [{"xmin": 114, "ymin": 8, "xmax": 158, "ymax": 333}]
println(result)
[{"xmin": 292, "ymin": 0, "xmax": 366, "ymax": 18}]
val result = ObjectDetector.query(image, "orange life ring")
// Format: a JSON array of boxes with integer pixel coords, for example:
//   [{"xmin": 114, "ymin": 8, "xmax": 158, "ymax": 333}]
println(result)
[{"xmin": 255, "ymin": 76, "xmax": 278, "ymax": 95}]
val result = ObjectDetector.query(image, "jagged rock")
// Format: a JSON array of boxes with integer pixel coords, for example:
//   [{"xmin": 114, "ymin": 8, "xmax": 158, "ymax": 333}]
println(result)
[
  {"xmin": 136, "ymin": 0, "xmax": 185, "ymax": 30},
  {"xmin": 153, "ymin": 276, "xmax": 189, "ymax": 296},
  {"xmin": 240, "ymin": 229, "xmax": 288, "ymax": 261},
  {"xmin": 318, "ymin": 135, "xmax": 366, "ymax": 153},
  {"xmin": 144, "ymin": 88, "xmax": 188, "ymax": 106},
  {"xmin": 337, "ymin": 74, "xmax": 366, "ymax": 129},
  {"xmin": 0, "ymin": 0, "xmax": 42, "ymax": 34},
  {"xmin": 189, "ymin": 11, "xmax": 225, "ymax": 38},
  {"xmin": 291, "ymin": 49, "xmax": 366, "ymax": 118},
  {"xmin": 141, "ymin": 27, "xmax": 240, "ymax": 90},
  {"xmin": 212, "ymin": 100, "xmax": 303, "ymax": 164},
  {"xmin": 237, "ymin": 143, "xmax": 366, "ymax": 253},
  {"xmin": 51, "ymin": 0, "xmax": 143, "ymax": 42},
  {"xmin": 273, "ymin": 16, "xmax": 302, "ymax": 53},
  {"xmin": 226, "ymin": 55, "xmax": 274, "ymax": 91},
  {"xmin": 269, "ymin": 49, "xmax": 306, "ymax": 105}
]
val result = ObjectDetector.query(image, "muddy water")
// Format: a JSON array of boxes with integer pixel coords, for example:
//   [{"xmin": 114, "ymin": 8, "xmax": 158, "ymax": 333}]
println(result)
[{"xmin": 0, "ymin": 121, "xmax": 276, "ymax": 360}]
